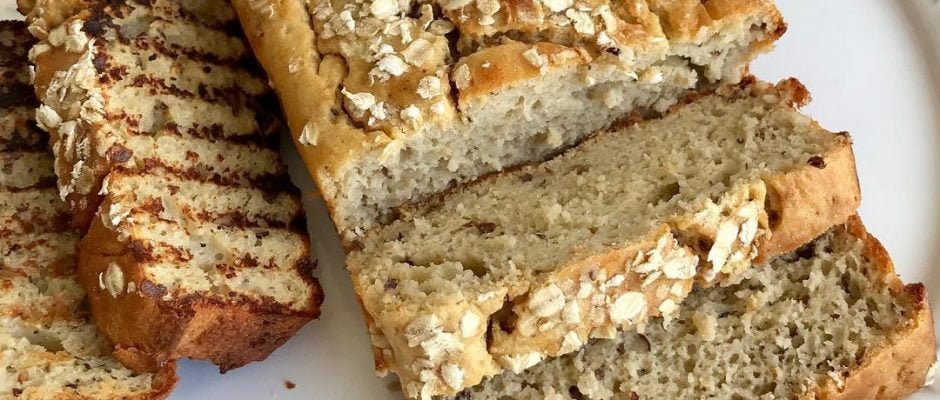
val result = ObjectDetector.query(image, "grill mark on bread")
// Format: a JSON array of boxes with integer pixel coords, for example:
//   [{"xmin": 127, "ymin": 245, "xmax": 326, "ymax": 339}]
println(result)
[
  {"xmin": 0, "ymin": 53, "xmax": 31, "ymax": 68},
  {"xmin": 106, "ymin": 112, "xmax": 276, "ymax": 147},
  {"xmin": 150, "ymin": 281, "xmax": 322, "ymax": 318},
  {"xmin": 83, "ymin": 7, "xmax": 251, "ymax": 65},
  {"xmin": 105, "ymin": 44, "xmax": 267, "ymax": 92},
  {"xmin": 108, "ymin": 177, "xmax": 303, "ymax": 231},
  {"xmin": 126, "ymin": 215, "xmax": 306, "ymax": 263},
  {"xmin": 113, "ymin": 158, "xmax": 292, "ymax": 192},
  {"xmin": 1, "ymin": 151, "xmax": 57, "ymax": 189},
  {"xmin": 27, "ymin": 0, "xmax": 321, "ymax": 372},
  {"xmin": 0, "ymin": 107, "xmax": 46, "ymax": 151},
  {"xmin": 0, "ymin": 232, "xmax": 78, "ymax": 276},
  {"xmin": 196, "ymin": 210, "xmax": 300, "ymax": 232},
  {"xmin": 2, "ymin": 19, "xmax": 177, "ymax": 397},
  {"xmin": 97, "ymin": 0, "xmax": 242, "ymax": 32},
  {"xmin": 124, "ymin": 73, "xmax": 261, "ymax": 115},
  {"xmin": 0, "ymin": 135, "xmax": 49, "ymax": 153},
  {"xmin": 109, "ymin": 26, "xmax": 254, "ymax": 69},
  {"xmin": 0, "ymin": 190, "xmax": 72, "ymax": 235},
  {"xmin": 101, "ymin": 91, "xmax": 264, "ymax": 139},
  {"xmin": 0, "ymin": 69, "xmax": 30, "ymax": 87}
]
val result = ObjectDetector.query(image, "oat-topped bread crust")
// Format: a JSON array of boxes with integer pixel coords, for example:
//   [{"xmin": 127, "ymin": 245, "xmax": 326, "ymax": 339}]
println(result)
[
  {"xmin": 231, "ymin": 0, "xmax": 785, "ymax": 243},
  {"xmin": 457, "ymin": 218, "xmax": 937, "ymax": 399},
  {"xmin": 21, "ymin": 1, "xmax": 324, "ymax": 372},
  {"xmin": 0, "ymin": 20, "xmax": 176, "ymax": 399},
  {"xmin": 346, "ymin": 79, "xmax": 861, "ymax": 398}
]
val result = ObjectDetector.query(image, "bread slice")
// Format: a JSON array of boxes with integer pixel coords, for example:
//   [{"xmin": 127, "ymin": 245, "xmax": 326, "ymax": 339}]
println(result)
[
  {"xmin": 345, "ymin": 79, "xmax": 861, "ymax": 398},
  {"xmin": 22, "ymin": 1, "xmax": 324, "ymax": 372},
  {"xmin": 0, "ymin": 20, "xmax": 176, "ymax": 399},
  {"xmin": 455, "ymin": 217, "xmax": 937, "ymax": 399},
  {"xmin": 231, "ymin": 0, "xmax": 786, "ymax": 243}
]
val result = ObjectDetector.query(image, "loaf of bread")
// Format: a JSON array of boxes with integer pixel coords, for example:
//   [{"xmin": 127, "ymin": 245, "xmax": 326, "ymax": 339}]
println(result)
[
  {"xmin": 231, "ymin": 0, "xmax": 786, "ymax": 243},
  {"xmin": 0, "ymin": 20, "xmax": 176, "ymax": 399},
  {"xmin": 22, "ymin": 0, "xmax": 324, "ymax": 372},
  {"xmin": 346, "ymin": 79, "xmax": 860, "ymax": 398},
  {"xmin": 455, "ymin": 217, "xmax": 937, "ymax": 399}
]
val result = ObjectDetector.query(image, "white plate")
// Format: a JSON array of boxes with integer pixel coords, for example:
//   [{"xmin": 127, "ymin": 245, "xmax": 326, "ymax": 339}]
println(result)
[{"xmin": 4, "ymin": 1, "xmax": 940, "ymax": 399}]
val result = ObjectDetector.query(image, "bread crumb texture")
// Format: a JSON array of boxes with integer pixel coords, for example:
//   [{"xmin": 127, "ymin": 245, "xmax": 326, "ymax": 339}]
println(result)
[
  {"xmin": 232, "ymin": 0, "xmax": 786, "ymax": 241},
  {"xmin": 348, "ymin": 80, "xmax": 857, "ymax": 398},
  {"xmin": 456, "ymin": 222, "xmax": 932, "ymax": 399}
]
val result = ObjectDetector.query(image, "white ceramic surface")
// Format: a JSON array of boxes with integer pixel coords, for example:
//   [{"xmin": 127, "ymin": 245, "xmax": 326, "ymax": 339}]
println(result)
[{"xmin": 4, "ymin": 1, "xmax": 939, "ymax": 399}]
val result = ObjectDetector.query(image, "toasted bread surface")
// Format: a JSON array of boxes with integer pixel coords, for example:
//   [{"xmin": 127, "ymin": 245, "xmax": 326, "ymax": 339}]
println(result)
[
  {"xmin": 22, "ymin": 0, "xmax": 324, "ymax": 371},
  {"xmin": 0, "ymin": 20, "xmax": 177, "ymax": 400}
]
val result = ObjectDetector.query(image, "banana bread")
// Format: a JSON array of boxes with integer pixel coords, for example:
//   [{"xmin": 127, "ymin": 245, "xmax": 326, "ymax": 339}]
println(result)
[
  {"xmin": 347, "ymin": 79, "xmax": 860, "ymax": 398},
  {"xmin": 0, "ymin": 20, "xmax": 176, "ymax": 399},
  {"xmin": 22, "ymin": 0, "xmax": 324, "ymax": 372},
  {"xmin": 456, "ymin": 218, "xmax": 936, "ymax": 399},
  {"xmin": 231, "ymin": 0, "xmax": 786, "ymax": 243}
]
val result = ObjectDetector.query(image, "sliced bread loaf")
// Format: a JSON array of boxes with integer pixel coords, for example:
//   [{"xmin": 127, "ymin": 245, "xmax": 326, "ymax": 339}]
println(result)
[
  {"xmin": 456, "ymin": 218, "xmax": 936, "ymax": 399},
  {"xmin": 346, "ymin": 79, "xmax": 861, "ymax": 398},
  {"xmin": 232, "ymin": 0, "xmax": 786, "ymax": 242},
  {"xmin": 0, "ymin": 20, "xmax": 176, "ymax": 399},
  {"xmin": 22, "ymin": 1, "xmax": 324, "ymax": 372}
]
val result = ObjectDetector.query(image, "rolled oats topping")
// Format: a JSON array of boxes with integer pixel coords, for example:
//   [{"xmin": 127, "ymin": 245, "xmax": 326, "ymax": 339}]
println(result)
[
  {"xmin": 459, "ymin": 310, "xmax": 481, "ymax": 338},
  {"xmin": 299, "ymin": 122, "xmax": 320, "ymax": 146},
  {"xmin": 559, "ymin": 330, "xmax": 583, "ymax": 353},
  {"xmin": 342, "ymin": 88, "xmax": 378, "ymax": 112},
  {"xmin": 562, "ymin": 300, "xmax": 581, "ymax": 324},
  {"xmin": 500, "ymin": 352, "xmax": 545, "ymax": 374},
  {"xmin": 416, "ymin": 76, "xmax": 444, "ymax": 99},
  {"xmin": 609, "ymin": 291, "xmax": 646, "ymax": 325},
  {"xmin": 405, "ymin": 314, "xmax": 444, "ymax": 347},
  {"xmin": 528, "ymin": 283, "xmax": 566, "ymax": 317},
  {"xmin": 440, "ymin": 363, "xmax": 465, "ymax": 389},
  {"xmin": 453, "ymin": 64, "xmax": 472, "ymax": 90}
]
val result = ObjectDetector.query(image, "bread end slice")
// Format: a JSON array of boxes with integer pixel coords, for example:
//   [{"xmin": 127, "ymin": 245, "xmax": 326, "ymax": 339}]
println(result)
[
  {"xmin": 454, "ymin": 217, "xmax": 936, "ymax": 399},
  {"xmin": 807, "ymin": 217, "xmax": 935, "ymax": 400}
]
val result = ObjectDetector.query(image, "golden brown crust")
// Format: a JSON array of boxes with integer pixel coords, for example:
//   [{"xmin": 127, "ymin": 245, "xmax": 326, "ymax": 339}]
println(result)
[
  {"xmin": 232, "ymin": 0, "xmax": 786, "ymax": 241},
  {"xmin": 804, "ymin": 216, "xmax": 937, "ymax": 400},
  {"xmin": 757, "ymin": 139, "xmax": 860, "ymax": 263},
  {"xmin": 32, "ymin": 45, "xmax": 99, "ymax": 229},
  {"xmin": 78, "ymin": 217, "xmax": 323, "ymax": 372},
  {"xmin": 147, "ymin": 365, "xmax": 178, "ymax": 400},
  {"xmin": 231, "ymin": 0, "xmax": 361, "ymax": 236},
  {"xmin": 352, "ymin": 79, "xmax": 865, "ymax": 398}
]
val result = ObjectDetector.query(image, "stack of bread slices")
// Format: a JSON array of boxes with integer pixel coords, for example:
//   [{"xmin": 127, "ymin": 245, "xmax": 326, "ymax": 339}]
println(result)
[
  {"xmin": 2, "ymin": 0, "xmax": 935, "ymax": 399},
  {"xmin": 1, "ymin": 20, "xmax": 175, "ymax": 399},
  {"xmin": 5, "ymin": 0, "xmax": 325, "ymax": 398},
  {"xmin": 231, "ymin": 0, "xmax": 937, "ymax": 399}
]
